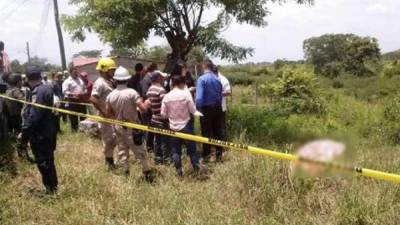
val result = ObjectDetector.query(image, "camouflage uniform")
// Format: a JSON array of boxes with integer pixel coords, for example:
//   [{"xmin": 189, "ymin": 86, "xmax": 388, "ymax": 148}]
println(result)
[
  {"xmin": 5, "ymin": 87, "xmax": 24, "ymax": 134},
  {"xmin": 0, "ymin": 73, "xmax": 8, "ymax": 140},
  {"xmin": 4, "ymin": 85, "xmax": 34, "ymax": 162}
]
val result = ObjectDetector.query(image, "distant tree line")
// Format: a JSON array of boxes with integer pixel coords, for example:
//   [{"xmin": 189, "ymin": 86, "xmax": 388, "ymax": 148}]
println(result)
[
  {"xmin": 10, "ymin": 56, "xmax": 62, "ymax": 74},
  {"xmin": 382, "ymin": 49, "xmax": 400, "ymax": 61}
]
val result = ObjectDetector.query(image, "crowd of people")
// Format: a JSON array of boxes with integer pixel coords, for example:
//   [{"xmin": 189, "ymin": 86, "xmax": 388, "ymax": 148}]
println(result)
[{"xmin": 0, "ymin": 40, "xmax": 232, "ymax": 194}]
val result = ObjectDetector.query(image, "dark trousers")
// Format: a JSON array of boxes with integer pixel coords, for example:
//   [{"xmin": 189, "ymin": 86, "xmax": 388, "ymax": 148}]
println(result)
[
  {"xmin": 7, "ymin": 116, "xmax": 29, "ymax": 158},
  {"xmin": 7, "ymin": 115, "xmax": 21, "ymax": 135},
  {"xmin": 142, "ymin": 112, "xmax": 154, "ymax": 151},
  {"xmin": 56, "ymin": 115, "xmax": 61, "ymax": 133},
  {"xmin": 221, "ymin": 111, "xmax": 227, "ymax": 140},
  {"xmin": 170, "ymin": 122, "xmax": 199, "ymax": 171},
  {"xmin": 30, "ymin": 136, "xmax": 58, "ymax": 192},
  {"xmin": 67, "ymin": 104, "xmax": 87, "ymax": 131},
  {"xmin": 151, "ymin": 121, "xmax": 171, "ymax": 164},
  {"xmin": 60, "ymin": 103, "xmax": 68, "ymax": 122},
  {"xmin": 200, "ymin": 105, "xmax": 224, "ymax": 160},
  {"xmin": 0, "ymin": 112, "xmax": 8, "ymax": 140}
]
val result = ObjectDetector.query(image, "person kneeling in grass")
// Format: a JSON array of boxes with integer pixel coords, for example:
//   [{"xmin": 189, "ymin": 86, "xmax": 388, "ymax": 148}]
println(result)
[{"xmin": 161, "ymin": 75, "xmax": 200, "ymax": 177}]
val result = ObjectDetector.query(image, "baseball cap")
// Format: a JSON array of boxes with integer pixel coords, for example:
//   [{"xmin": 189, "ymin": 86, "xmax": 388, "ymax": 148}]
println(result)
[
  {"xmin": 25, "ymin": 66, "xmax": 42, "ymax": 80},
  {"xmin": 151, "ymin": 70, "xmax": 168, "ymax": 82}
]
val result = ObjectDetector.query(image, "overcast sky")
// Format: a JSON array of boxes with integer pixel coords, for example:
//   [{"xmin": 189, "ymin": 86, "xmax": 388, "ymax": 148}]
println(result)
[{"xmin": 1, "ymin": 0, "xmax": 399, "ymax": 65}]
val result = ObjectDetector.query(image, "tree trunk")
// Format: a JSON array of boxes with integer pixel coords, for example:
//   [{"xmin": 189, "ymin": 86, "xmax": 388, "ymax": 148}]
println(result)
[
  {"xmin": 164, "ymin": 51, "xmax": 183, "ymax": 73},
  {"xmin": 163, "ymin": 31, "xmax": 191, "ymax": 73}
]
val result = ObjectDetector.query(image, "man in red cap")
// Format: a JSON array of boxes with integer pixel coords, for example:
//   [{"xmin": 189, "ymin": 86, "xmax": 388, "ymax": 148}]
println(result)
[{"xmin": 80, "ymin": 71, "xmax": 94, "ymax": 103}]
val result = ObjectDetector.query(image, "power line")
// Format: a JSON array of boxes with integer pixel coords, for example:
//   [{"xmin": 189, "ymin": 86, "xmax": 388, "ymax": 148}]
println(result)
[
  {"xmin": 0, "ymin": 0, "xmax": 24, "ymax": 16},
  {"xmin": 32, "ymin": 0, "xmax": 52, "ymax": 54}
]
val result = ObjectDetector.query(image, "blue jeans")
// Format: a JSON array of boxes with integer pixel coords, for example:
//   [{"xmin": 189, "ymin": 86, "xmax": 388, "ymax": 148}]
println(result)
[
  {"xmin": 151, "ymin": 121, "xmax": 171, "ymax": 163},
  {"xmin": 170, "ymin": 122, "xmax": 200, "ymax": 171}
]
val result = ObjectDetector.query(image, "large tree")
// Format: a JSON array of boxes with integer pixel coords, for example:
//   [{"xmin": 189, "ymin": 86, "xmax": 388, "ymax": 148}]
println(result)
[
  {"xmin": 303, "ymin": 34, "xmax": 381, "ymax": 77},
  {"xmin": 63, "ymin": 0, "xmax": 313, "ymax": 71}
]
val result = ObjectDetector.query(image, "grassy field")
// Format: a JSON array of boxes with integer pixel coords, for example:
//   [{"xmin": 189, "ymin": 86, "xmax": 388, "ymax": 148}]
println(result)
[
  {"xmin": 1, "ymin": 69, "xmax": 400, "ymax": 224},
  {"xmin": 0, "ymin": 125, "xmax": 399, "ymax": 225}
]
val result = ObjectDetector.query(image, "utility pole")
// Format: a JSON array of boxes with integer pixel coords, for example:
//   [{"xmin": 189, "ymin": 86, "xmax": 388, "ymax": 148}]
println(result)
[
  {"xmin": 53, "ymin": 0, "xmax": 67, "ymax": 70},
  {"xmin": 26, "ymin": 42, "xmax": 31, "ymax": 63}
]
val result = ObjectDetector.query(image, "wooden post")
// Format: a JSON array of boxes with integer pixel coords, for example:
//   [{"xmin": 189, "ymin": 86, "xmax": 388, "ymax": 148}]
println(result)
[
  {"xmin": 53, "ymin": 0, "xmax": 67, "ymax": 70},
  {"xmin": 26, "ymin": 42, "xmax": 31, "ymax": 63}
]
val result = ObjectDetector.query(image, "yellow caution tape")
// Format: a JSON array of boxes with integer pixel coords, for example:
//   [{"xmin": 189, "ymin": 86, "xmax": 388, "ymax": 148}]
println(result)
[
  {"xmin": 1, "ymin": 94, "xmax": 400, "ymax": 184},
  {"xmin": 58, "ymin": 100, "xmax": 93, "ymax": 107}
]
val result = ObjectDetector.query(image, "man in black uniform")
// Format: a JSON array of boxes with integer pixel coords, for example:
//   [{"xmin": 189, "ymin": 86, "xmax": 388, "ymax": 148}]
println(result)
[
  {"xmin": 19, "ymin": 66, "xmax": 58, "ymax": 194},
  {"xmin": 127, "ymin": 63, "xmax": 144, "ymax": 96}
]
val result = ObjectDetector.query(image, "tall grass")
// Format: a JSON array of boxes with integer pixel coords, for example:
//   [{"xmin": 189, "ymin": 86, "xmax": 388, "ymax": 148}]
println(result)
[{"xmin": 0, "ymin": 130, "xmax": 399, "ymax": 225}]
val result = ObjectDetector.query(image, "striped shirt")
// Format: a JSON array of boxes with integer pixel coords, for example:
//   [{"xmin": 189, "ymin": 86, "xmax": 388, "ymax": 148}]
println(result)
[{"xmin": 146, "ymin": 84, "xmax": 167, "ymax": 124}]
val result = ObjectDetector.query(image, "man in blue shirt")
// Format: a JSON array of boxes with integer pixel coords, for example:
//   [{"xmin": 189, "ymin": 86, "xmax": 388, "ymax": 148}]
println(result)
[{"xmin": 196, "ymin": 60, "xmax": 224, "ymax": 162}]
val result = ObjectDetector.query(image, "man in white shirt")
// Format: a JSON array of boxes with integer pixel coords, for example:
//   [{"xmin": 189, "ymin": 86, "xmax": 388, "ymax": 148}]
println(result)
[
  {"xmin": 214, "ymin": 66, "xmax": 232, "ymax": 141},
  {"xmin": 62, "ymin": 66, "xmax": 86, "ymax": 132},
  {"xmin": 161, "ymin": 76, "xmax": 200, "ymax": 177}
]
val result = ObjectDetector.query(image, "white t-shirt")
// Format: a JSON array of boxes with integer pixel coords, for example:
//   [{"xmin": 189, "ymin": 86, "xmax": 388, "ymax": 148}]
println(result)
[
  {"xmin": 218, "ymin": 73, "xmax": 231, "ymax": 112},
  {"xmin": 62, "ymin": 76, "xmax": 85, "ymax": 96}
]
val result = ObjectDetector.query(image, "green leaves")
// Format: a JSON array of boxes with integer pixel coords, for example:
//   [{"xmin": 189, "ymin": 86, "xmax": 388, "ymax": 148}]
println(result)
[
  {"xmin": 63, "ymin": 0, "xmax": 314, "ymax": 67},
  {"xmin": 63, "ymin": 0, "xmax": 157, "ymax": 48},
  {"xmin": 263, "ymin": 66, "xmax": 325, "ymax": 115},
  {"xmin": 304, "ymin": 34, "xmax": 382, "ymax": 77}
]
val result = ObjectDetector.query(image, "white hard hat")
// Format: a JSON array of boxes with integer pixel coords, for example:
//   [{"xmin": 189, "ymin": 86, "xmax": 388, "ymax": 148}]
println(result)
[{"xmin": 114, "ymin": 66, "xmax": 131, "ymax": 81}]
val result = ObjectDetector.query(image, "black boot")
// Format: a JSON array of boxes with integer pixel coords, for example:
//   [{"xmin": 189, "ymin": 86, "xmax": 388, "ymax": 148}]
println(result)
[
  {"xmin": 38, "ymin": 160, "xmax": 58, "ymax": 195},
  {"xmin": 105, "ymin": 157, "xmax": 116, "ymax": 171},
  {"xmin": 176, "ymin": 168, "xmax": 184, "ymax": 178},
  {"xmin": 143, "ymin": 170, "xmax": 155, "ymax": 183}
]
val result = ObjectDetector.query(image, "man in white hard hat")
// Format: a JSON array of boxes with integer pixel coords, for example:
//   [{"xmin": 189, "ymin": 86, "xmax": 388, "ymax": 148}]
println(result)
[{"xmin": 106, "ymin": 66, "xmax": 153, "ymax": 181}]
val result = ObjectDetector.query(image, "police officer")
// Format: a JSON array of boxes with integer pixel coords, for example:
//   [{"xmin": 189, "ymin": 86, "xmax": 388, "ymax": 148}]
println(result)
[{"xmin": 19, "ymin": 66, "xmax": 58, "ymax": 194}]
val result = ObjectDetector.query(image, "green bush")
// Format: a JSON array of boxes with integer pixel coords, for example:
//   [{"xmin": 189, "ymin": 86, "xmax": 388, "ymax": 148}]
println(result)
[
  {"xmin": 226, "ymin": 73, "xmax": 255, "ymax": 85},
  {"xmin": 220, "ymin": 65, "xmax": 273, "ymax": 85},
  {"xmin": 332, "ymin": 80, "xmax": 344, "ymax": 89},
  {"xmin": 382, "ymin": 95, "xmax": 400, "ymax": 144},
  {"xmin": 227, "ymin": 105, "xmax": 331, "ymax": 146},
  {"xmin": 227, "ymin": 105, "xmax": 292, "ymax": 145},
  {"xmin": 262, "ymin": 66, "xmax": 325, "ymax": 115},
  {"xmin": 320, "ymin": 61, "xmax": 344, "ymax": 78},
  {"xmin": 383, "ymin": 61, "xmax": 400, "ymax": 78}
]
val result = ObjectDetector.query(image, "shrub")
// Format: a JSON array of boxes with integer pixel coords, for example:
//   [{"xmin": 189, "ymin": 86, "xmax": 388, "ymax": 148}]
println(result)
[
  {"xmin": 252, "ymin": 67, "xmax": 271, "ymax": 76},
  {"xmin": 320, "ymin": 61, "xmax": 344, "ymax": 78},
  {"xmin": 383, "ymin": 61, "xmax": 400, "ymax": 78},
  {"xmin": 262, "ymin": 66, "xmax": 325, "ymax": 115},
  {"xmin": 332, "ymin": 80, "xmax": 344, "ymax": 89},
  {"xmin": 227, "ymin": 73, "xmax": 255, "ymax": 85},
  {"xmin": 227, "ymin": 105, "xmax": 336, "ymax": 146},
  {"xmin": 227, "ymin": 105, "xmax": 292, "ymax": 145},
  {"xmin": 383, "ymin": 95, "xmax": 400, "ymax": 144}
]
